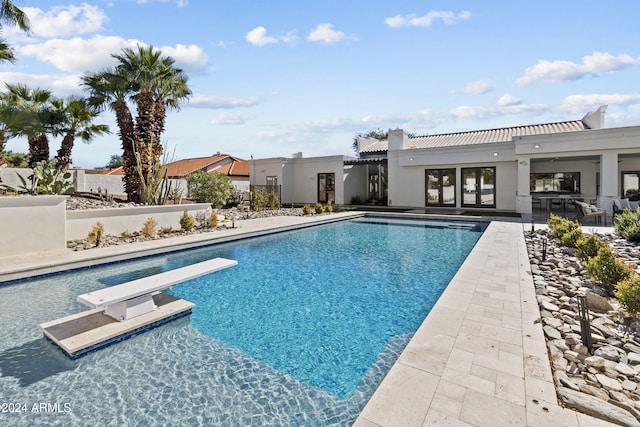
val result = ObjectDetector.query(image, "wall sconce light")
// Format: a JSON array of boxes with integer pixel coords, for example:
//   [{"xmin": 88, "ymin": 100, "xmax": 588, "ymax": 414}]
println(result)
[
  {"xmin": 519, "ymin": 160, "xmax": 528, "ymax": 166},
  {"xmin": 493, "ymin": 152, "xmax": 499, "ymax": 157},
  {"xmin": 409, "ymin": 157, "xmax": 414, "ymax": 161},
  {"xmin": 533, "ymin": 144, "xmax": 541, "ymax": 149}
]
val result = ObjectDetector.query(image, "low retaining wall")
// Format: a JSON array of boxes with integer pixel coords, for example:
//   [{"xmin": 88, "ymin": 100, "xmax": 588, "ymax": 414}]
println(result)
[
  {"xmin": 66, "ymin": 203, "xmax": 211, "ymax": 241},
  {"xmin": 0, "ymin": 195, "xmax": 67, "ymax": 257}
]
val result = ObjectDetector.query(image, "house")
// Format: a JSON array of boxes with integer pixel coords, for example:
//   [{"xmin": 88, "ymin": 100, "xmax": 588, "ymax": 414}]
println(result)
[
  {"xmin": 72, "ymin": 154, "xmax": 250, "ymax": 198},
  {"xmin": 250, "ymin": 106, "xmax": 640, "ymax": 219}
]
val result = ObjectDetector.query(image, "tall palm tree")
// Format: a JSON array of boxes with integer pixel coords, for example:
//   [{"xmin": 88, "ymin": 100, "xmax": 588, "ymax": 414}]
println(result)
[
  {"xmin": 3, "ymin": 83, "xmax": 55, "ymax": 166},
  {"xmin": 54, "ymin": 96, "xmax": 110, "ymax": 170},
  {"xmin": 0, "ymin": 0, "xmax": 30, "ymax": 63},
  {"xmin": 82, "ymin": 70, "xmax": 138, "ymax": 199},
  {"xmin": 84, "ymin": 45, "xmax": 191, "ymax": 203}
]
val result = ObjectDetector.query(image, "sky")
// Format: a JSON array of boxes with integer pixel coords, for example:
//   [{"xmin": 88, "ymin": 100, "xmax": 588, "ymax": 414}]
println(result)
[{"xmin": 1, "ymin": 0, "xmax": 639, "ymax": 169}]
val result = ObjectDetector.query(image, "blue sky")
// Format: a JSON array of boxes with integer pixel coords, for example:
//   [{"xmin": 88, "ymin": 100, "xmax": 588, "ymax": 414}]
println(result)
[{"xmin": 2, "ymin": 0, "xmax": 639, "ymax": 168}]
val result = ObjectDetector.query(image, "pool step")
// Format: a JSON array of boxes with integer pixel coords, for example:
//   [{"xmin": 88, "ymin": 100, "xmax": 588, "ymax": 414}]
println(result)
[{"xmin": 39, "ymin": 293, "xmax": 194, "ymax": 359}]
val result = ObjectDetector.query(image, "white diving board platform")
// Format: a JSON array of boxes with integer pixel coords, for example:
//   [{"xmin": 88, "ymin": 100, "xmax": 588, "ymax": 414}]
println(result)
[{"xmin": 40, "ymin": 257, "xmax": 237, "ymax": 358}]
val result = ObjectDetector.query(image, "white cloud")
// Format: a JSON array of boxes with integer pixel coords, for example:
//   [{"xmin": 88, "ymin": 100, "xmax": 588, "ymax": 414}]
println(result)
[
  {"xmin": 210, "ymin": 113, "xmax": 255, "ymax": 125},
  {"xmin": 0, "ymin": 72, "xmax": 83, "ymax": 96},
  {"xmin": 18, "ymin": 35, "xmax": 139, "ymax": 73},
  {"xmin": 308, "ymin": 24, "xmax": 345, "ymax": 44},
  {"xmin": 560, "ymin": 93, "xmax": 640, "ymax": 114},
  {"xmin": 246, "ymin": 27, "xmax": 278, "ymax": 46},
  {"xmin": 450, "ymin": 79, "xmax": 494, "ymax": 94},
  {"xmin": 22, "ymin": 4, "xmax": 107, "ymax": 38},
  {"xmin": 159, "ymin": 44, "xmax": 208, "ymax": 73},
  {"xmin": 385, "ymin": 10, "xmax": 471, "ymax": 28},
  {"xmin": 188, "ymin": 94, "xmax": 261, "ymax": 109},
  {"xmin": 497, "ymin": 93, "xmax": 521, "ymax": 106},
  {"xmin": 516, "ymin": 51, "xmax": 640, "ymax": 86}
]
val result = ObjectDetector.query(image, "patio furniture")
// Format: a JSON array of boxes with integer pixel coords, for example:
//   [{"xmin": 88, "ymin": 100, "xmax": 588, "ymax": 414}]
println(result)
[{"xmin": 575, "ymin": 201, "xmax": 606, "ymax": 226}]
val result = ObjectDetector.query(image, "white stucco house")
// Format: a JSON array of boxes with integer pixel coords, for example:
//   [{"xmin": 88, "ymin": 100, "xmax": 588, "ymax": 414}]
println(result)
[{"xmin": 250, "ymin": 106, "xmax": 640, "ymax": 220}]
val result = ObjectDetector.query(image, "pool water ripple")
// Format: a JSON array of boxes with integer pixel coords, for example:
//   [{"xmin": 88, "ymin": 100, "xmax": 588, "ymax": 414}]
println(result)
[{"xmin": 0, "ymin": 217, "xmax": 483, "ymax": 426}]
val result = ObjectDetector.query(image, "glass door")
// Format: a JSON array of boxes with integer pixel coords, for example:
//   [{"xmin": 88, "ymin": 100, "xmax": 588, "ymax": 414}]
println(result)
[
  {"xmin": 426, "ymin": 169, "xmax": 456, "ymax": 207},
  {"xmin": 318, "ymin": 173, "xmax": 335, "ymax": 203},
  {"xmin": 461, "ymin": 167, "xmax": 495, "ymax": 208}
]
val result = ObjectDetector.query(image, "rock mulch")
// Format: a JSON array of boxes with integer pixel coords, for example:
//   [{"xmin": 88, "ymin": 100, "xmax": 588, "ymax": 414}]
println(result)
[
  {"xmin": 527, "ymin": 228, "xmax": 640, "ymax": 426},
  {"xmin": 65, "ymin": 196, "xmax": 308, "ymax": 251}
]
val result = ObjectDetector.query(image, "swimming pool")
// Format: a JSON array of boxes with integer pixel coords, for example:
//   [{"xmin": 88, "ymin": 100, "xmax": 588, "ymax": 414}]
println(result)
[{"xmin": 0, "ymin": 216, "xmax": 485, "ymax": 426}]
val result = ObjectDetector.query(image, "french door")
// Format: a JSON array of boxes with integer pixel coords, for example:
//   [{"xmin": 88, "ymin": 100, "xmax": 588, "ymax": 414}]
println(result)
[
  {"xmin": 318, "ymin": 173, "xmax": 335, "ymax": 203},
  {"xmin": 461, "ymin": 167, "xmax": 495, "ymax": 208}
]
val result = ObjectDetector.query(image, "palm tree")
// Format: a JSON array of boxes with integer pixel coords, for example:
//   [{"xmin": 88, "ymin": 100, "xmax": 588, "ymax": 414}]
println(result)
[
  {"xmin": 54, "ymin": 96, "xmax": 110, "ymax": 170},
  {"xmin": 0, "ymin": 98, "xmax": 32, "ymax": 162},
  {"xmin": 0, "ymin": 0, "xmax": 30, "ymax": 63},
  {"xmin": 82, "ymin": 70, "xmax": 139, "ymax": 199},
  {"xmin": 84, "ymin": 45, "xmax": 191, "ymax": 202},
  {"xmin": 3, "ymin": 83, "xmax": 55, "ymax": 166}
]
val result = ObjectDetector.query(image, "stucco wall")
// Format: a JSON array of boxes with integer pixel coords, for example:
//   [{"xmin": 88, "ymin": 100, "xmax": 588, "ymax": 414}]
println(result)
[
  {"xmin": 0, "ymin": 195, "xmax": 67, "ymax": 258},
  {"xmin": 66, "ymin": 203, "xmax": 211, "ymax": 241}
]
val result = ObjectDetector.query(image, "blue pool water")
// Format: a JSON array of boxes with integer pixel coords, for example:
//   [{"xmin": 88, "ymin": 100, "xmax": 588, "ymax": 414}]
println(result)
[{"xmin": 0, "ymin": 216, "xmax": 484, "ymax": 426}]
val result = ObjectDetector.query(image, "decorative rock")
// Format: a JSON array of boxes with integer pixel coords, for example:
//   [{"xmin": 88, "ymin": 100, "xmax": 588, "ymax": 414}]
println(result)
[
  {"xmin": 541, "ymin": 300, "xmax": 560, "ymax": 312},
  {"xmin": 594, "ymin": 345, "xmax": 622, "ymax": 362},
  {"xmin": 579, "ymin": 383, "xmax": 611, "ymax": 401},
  {"xmin": 628, "ymin": 352, "xmax": 640, "ymax": 366},
  {"xmin": 585, "ymin": 292, "xmax": 614, "ymax": 313},
  {"xmin": 585, "ymin": 356, "xmax": 606, "ymax": 368},
  {"xmin": 622, "ymin": 379, "xmax": 638, "ymax": 391},
  {"xmin": 565, "ymin": 333, "xmax": 582, "ymax": 346},
  {"xmin": 573, "ymin": 343, "xmax": 589, "ymax": 355},
  {"xmin": 558, "ymin": 387, "xmax": 640, "ymax": 427},
  {"xmin": 596, "ymin": 374, "xmax": 623, "ymax": 391},
  {"xmin": 615, "ymin": 362, "xmax": 638, "ymax": 376},
  {"xmin": 543, "ymin": 325, "xmax": 562, "ymax": 341}
]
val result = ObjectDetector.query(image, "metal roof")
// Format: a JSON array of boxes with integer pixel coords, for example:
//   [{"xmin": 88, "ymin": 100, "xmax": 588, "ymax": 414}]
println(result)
[{"xmin": 359, "ymin": 120, "xmax": 588, "ymax": 153}]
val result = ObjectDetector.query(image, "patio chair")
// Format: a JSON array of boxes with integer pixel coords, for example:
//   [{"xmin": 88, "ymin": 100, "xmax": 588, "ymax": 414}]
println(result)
[{"xmin": 575, "ymin": 201, "xmax": 606, "ymax": 226}]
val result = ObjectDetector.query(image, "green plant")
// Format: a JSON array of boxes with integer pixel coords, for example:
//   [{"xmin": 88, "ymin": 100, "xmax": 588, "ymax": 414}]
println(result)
[
  {"xmin": 614, "ymin": 208, "xmax": 640, "ymax": 243},
  {"xmin": 187, "ymin": 170, "xmax": 234, "ymax": 208},
  {"xmin": 17, "ymin": 160, "xmax": 75, "ymax": 195},
  {"xmin": 179, "ymin": 209, "xmax": 195, "ymax": 231},
  {"xmin": 141, "ymin": 217, "xmax": 157, "ymax": 237},
  {"xmin": 584, "ymin": 246, "xmax": 632, "ymax": 287},
  {"xmin": 561, "ymin": 227, "xmax": 583, "ymax": 248},
  {"xmin": 210, "ymin": 211, "xmax": 219, "ymax": 228},
  {"xmin": 87, "ymin": 222, "xmax": 104, "ymax": 245},
  {"xmin": 267, "ymin": 191, "xmax": 281, "ymax": 210},
  {"xmin": 350, "ymin": 195, "xmax": 363, "ymax": 205},
  {"xmin": 547, "ymin": 214, "xmax": 580, "ymax": 241},
  {"xmin": 575, "ymin": 235, "xmax": 607, "ymax": 261},
  {"xmin": 616, "ymin": 275, "xmax": 640, "ymax": 314},
  {"xmin": 302, "ymin": 204, "xmax": 312, "ymax": 215},
  {"xmin": 314, "ymin": 203, "xmax": 325, "ymax": 214},
  {"xmin": 326, "ymin": 200, "xmax": 333, "ymax": 213}
]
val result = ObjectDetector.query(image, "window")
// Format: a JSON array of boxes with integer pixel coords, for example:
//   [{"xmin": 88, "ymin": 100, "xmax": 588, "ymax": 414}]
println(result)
[
  {"xmin": 530, "ymin": 172, "xmax": 580, "ymax": 193},
  {"xmin": 622, "ymin": 172, "xmax": 640, "ymax": 200},
  {"xmin": 462, "ymin": 167, "xmax": 495, "ymax": 208},
  {"xmin": 425, "ymin": 169, "xmax": 456, "ymax": 207},
  {"xmin": 266, "ymin": 176, "xmax": 278, "ymax": 188}
]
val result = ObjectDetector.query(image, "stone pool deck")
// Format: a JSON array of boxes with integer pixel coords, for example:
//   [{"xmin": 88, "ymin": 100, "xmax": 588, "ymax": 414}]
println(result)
[{"xmin": 0, "ymin": 213, "xmax": 618, "ymax": 426}]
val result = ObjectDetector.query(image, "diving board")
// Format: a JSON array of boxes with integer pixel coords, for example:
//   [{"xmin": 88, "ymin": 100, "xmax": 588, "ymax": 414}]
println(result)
[
  {"xmin": 40, "ymin": 257, "xmax": 237, "ymax": 358},
  {"xmin": 77, "ymin": 257, "xmax": 237, "ymax": 321}
]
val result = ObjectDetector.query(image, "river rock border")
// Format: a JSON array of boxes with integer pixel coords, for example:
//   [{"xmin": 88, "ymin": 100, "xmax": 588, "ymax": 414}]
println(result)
[{"xmin": 526, "ymin": 228, "xmax": 640, "ymax": 426}]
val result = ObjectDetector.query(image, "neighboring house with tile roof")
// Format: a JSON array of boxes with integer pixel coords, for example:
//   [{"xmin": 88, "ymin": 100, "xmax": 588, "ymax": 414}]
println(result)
[
  {"xmin": 251, "ymin": 105, "xmax": 640, "ymax": 219},
  {"xmin": 73, "ymin": 154, "xmax": 250, "ymax": 199}
]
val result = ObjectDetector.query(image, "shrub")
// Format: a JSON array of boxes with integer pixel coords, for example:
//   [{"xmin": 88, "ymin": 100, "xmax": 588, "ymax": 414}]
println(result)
[
  {"xmin": 180, "ymin": 209, "xmax": 195, "ymax": 231},
  {"xmin": 302, "ymin": 204, "xmax": 312, "ymax": 215},
  {"xmin": 120, "ymin": 230, "xmax": 133, "ymax": 240},
  {"xmin": 195, "ymin": 211, "xmax": 211, "ymax": 228},
  {"xmin": 614, "ymin": 208, "xmax": 640, "ymax": 243},
  {"xmin": 616, "ymin": 275, "xmax": 640, "ymax": 314},
  {"xmin": 326, "ymin": 200, "xmax": 333, "ymax": 213},
  {"xmin": 186, "ymin": 171, "xmax": 234, "ymax": 208},
  {"xmin": 141, "ymin": 217, "xmax": 157, "ymax": 237},
  {"xmin": 547, "ymin": 214, "xmax": 580, "ymax": 241},
  {"xmin": 561, "ymin": 227, "xmax": 583, "ymax": 248},
  {"xmin": 584, "ymin": 246, "xmax": 632, "ymax": 287},
  {"xmin": 87, "ymin": 222, "xmax": 104, "ymax": 245},
  {"xmin": 266, "ymin": 191, "xmax": 281, "ymax": 210},
  {"xmin": 314, "ymin": 203, "xmax": 325, "ymax": 214},
  {"xmin": 575, "ymin": 235, "xmax": 607, "ymax": 261},
  {"xmin": 350, "ymin": 195, "xmax": 363, "ymax": 205},
  {"xmin": 210, "ymin": 211, "xmax": 219, "ymax": 228},
  {"xmin": 160, "ymin": 226, "xmax": 173, "ymax": 234}
]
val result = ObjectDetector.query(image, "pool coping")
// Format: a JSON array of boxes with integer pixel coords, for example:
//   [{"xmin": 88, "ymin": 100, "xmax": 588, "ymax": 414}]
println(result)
[{"xmin": 0, "ymin": 213, "xmax": 616, "ymax": 426}]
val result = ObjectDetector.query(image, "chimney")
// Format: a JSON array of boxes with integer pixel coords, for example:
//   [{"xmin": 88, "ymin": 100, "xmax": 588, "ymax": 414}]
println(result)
[{"xmin": 582, "ymin": 105, "xmax": 607, "ymax": 129}]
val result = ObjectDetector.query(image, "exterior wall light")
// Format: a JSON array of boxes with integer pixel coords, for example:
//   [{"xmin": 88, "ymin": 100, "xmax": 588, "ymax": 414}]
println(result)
[
  {"xmin": 533, "ymin": 144, "xmax": 541, "ymax": 149},
  {"xmin": 493, "ymin": 152, "xmax": 499, "ymax": 157}
]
